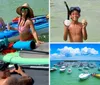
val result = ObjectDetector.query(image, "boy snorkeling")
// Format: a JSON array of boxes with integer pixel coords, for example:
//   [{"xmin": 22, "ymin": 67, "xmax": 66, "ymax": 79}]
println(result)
[{"xmin": 63, "ymin": 7, "xmax": 87, "ymax": 42}]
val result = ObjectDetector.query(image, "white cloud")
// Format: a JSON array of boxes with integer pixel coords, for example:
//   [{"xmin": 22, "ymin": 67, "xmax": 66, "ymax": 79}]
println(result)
[
  {"xmin": 57, "ymin": 46, "xmax": 81, "ymax": 57},
  {"xmin": 81, "ymin": 47, "xmax": 98, "ymax": 55},
  {"xmin": 50, "ymin": 53, "xmax": 65, "ymax": 60},
  {"xmin": 51, "ymin": 46, "xmax": 99, "ymax": 59}
]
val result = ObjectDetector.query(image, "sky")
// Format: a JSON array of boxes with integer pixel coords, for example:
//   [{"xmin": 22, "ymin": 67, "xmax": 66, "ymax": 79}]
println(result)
[{"xmin": 50, "ymin": 43, "xmax": 100, "ymax": 60}]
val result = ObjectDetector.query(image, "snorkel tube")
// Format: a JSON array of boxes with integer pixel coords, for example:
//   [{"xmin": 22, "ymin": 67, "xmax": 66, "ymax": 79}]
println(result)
[{"xmin": 64, "ymin": 1, "xmax": 70, "ymax": 20}]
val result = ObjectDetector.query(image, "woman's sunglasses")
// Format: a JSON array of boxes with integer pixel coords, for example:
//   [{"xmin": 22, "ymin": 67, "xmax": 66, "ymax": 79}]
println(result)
[{"xmin": 21, "ymin": 8, "xmax": 28, "ymax": 12}]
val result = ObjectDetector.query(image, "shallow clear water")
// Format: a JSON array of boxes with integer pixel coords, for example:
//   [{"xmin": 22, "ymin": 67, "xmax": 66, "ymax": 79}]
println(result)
[
  {"xmin": 0, "ymin": 0, "xmax": 48, "ymax": 22},
  {"xmin": 0, "ymin": 0, "xmax": 49, "ymax": 42},
  {"xmin": 50, "ymin": 60, "xmax": 100, "ymax": 85},
  {"xmin": 50, "ymin": 0, "xmax": 100, "ymax": 42}
]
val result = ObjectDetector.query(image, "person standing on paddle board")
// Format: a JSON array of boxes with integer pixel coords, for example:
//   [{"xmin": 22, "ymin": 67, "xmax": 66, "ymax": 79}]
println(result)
[
  {"xmin": 8, "ymin": 3, "xmax": 43, "ymax": 45},
  {"xmin": 63, "ymin": 7, "xmax": 88, "ymax": 42}
]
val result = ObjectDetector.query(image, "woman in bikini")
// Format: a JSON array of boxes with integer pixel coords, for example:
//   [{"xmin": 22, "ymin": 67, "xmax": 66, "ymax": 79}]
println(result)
[{"xmin": 8, "ymin": 3, "xmax": 43, "ymax": 45}]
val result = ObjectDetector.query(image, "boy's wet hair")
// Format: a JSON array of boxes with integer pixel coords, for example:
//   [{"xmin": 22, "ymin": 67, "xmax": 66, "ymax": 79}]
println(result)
[{"xmin": 69, "ymin": 7, "xmax": 81, "ymax": 15}]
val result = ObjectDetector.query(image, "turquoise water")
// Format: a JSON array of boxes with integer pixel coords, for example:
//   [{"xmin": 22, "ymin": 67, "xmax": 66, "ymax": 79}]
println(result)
[
  {"xmin": 0, "ymin": 0, "xmax": 48, "ymax": 23},
  {"xmin": 50, "ymin": 60, "xmax": 100, "ymax": 85},
  {"xmin": 0, "ymin": 0, "xmax": 49, "ymax": 42},
  {"xmin": 50, "ymin": 0, "xmax": 100, "ymax": 42}
]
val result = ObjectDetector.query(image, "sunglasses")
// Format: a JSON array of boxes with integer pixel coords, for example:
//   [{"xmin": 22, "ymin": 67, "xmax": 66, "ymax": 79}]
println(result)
[
  {"xmin": 21, "ymin": 8, "xmax": 28, "ymax": 12},
  {"xmin": 69, "ymin": 7, "xmax": 81, "ymax": 13}
]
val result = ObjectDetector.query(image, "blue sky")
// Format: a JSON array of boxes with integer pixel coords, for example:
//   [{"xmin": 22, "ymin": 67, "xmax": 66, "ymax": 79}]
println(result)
[{"xmin": 50, "ymin": 43, "xmax": 100, "ymax": 60}]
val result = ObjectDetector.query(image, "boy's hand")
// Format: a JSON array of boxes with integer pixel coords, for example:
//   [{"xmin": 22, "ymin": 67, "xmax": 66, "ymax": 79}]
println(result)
[
  {"xmin": 82, "ymin": 19, "xmax": 88, "ymax": 28},
  {"xmin": 64, "ymin": 20, "xmax": 71, "ymax": 27}
]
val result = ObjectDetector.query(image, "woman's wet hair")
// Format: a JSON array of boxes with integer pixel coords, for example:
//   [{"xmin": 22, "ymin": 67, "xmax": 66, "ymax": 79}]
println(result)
[{"xmin": 18, "ymin": 76, "xmax": 34, "ymax": 85}]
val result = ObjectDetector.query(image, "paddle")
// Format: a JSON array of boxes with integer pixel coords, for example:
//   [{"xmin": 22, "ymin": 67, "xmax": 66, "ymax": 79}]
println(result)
[
  {"xmin": 20, "ymin": 50, "xmax": 49, "ymax": 55},
  {"xmin": 0, "ymin": 61, "xmax": 48, "ymax": 73},
  {"xmin": 21, "ymin": 65, "xmax": 49, "ymax": 70},
  {"xmin": 64, "ymin": 1, "xmax": 70, "ymax": 20}
]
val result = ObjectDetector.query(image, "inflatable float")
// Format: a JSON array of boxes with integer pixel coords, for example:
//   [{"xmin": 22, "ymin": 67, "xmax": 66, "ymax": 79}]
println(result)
[
  {"xmin": 92, "ymin": 73, "xmax": 100, "ymax": 78},
  {"xmin": 0, "ymin": 15, "xmax": 49, "ymax": 40}
]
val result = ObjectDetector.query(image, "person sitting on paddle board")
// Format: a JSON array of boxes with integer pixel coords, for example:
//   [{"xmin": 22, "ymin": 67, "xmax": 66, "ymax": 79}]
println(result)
[
  {"xmin": 63, "ymin": 7, "xmax": 88, "ymax": 42},
  {"xmin": 7, "ymin": 3, "xmax": 43, "ymax": 45},
  {"xmin": 0, "ymin": 17, "xmax": 6, "ymax": 31}
]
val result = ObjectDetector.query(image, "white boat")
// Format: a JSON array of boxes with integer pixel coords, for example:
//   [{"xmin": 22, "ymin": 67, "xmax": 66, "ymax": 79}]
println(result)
[
  {"xmin": 59, "ymin": 68, "xmax": 66, "ymax": 72},
  {"xmin": 67, "ymin": 68, "xmax": 72, "ymax": 74},
  {"xmin": 79, "ymin": 73, "xmax": 90, "ymax": 80},
  {"xmin": 83, "ymin": 67, "xmax": 89, "ymax": 70},
  {"xmin": 61, "ymin": 66, "xmax": 66, "ymax": 68},
  {"xmin": 50, "ymin": 67, "xmax": 57, "ymax": 72},
  {"xmin": 78, "ymin": 67, "xmax": 83, "ymax": 71},
  {"xmin": 59, "ymin": 66, "xmax": 66, "ymax": 72},
  {"xmin": 89, "ymin": 63, "xmax": 95, "ymax": 68},
  {"xmin": 98, "ymin": 67, "xmax": 100, "ymax": 71}
]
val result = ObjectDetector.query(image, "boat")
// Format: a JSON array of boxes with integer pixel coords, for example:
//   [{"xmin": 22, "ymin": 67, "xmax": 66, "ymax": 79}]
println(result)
[
  {"xmin": 89, "ymin": 63, "xmax": 95, "ymax": 68},
  {"xmin": 92, "ymin": 73, "xmax": 100, "ymax": 78},
  {"xmin": 0, "ymin": 15, "xmax": 49, "ymax": 41},
  {"xmin": 67, "ymin": 68, "xmax": 72, "ymax": 74},
  {"xmin": 50, "ymin": 67, "xmax": 57, "ymax": 72},
  {"xmin": 78, "ymin": 67, "xmax": 83, "ymax": 71},
  {"xmin": 2, "ymin": 43, "xmax": 49, "ymax": 65},
  {"xmin": 79, "ymin": 73, "xmax": 90, "ymax": 80},
  {"xmin": 83, "ymin": 67, "xmax": 89, "ymax": 70},
  {"xmin": 53, "ymin": 64, "xmax": 57, "ymax": 66},
  {"xmin": 59, "ymin": 66, "xmax": 66, "ymax": 72},
  {"xmin": 98, "ymin": 67, "xmax": 100, "ymax": 71}
]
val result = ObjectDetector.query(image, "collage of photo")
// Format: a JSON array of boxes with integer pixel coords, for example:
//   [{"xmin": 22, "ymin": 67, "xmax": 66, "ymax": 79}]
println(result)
[
  {"xmin": 0, "ymin": 0, "xmax": 100, "ymax": 85},
  {"xmin": 50, "ymin": 0, "xmax": 100, "ymax": 85}
]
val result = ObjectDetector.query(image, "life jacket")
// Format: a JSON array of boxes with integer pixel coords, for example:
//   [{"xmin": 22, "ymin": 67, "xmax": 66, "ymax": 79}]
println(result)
[{"xmin": 2, "ymin": 42, "xmax": 16, "ymax": 55}]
